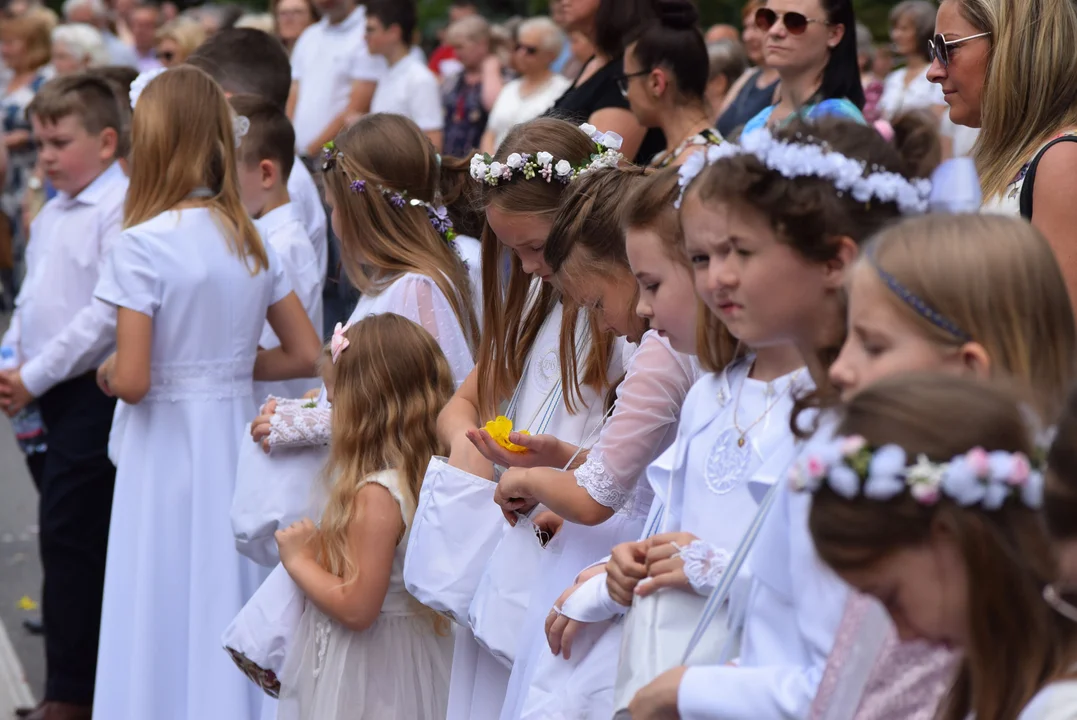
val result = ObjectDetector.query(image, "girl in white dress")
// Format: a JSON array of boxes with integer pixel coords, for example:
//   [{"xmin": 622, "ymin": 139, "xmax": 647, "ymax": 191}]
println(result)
[
  {"xmin": 624, "ymin": 117, "xmax": 935, "ymax": 719},
  {"xmin": 810, "ymin": 212, "xmax": 1077, "ymax": 720},
  {"xmin": 801, "ymin": 373, "xmax": 1077, "ymax": 720},
  {"xmin": 433, "ymin": 118, "xmax": 624, "ymax": 720},
  {"xmin": 92, "ymin": 67, "xmax": 323, "ymax": 720},
  {"xmin": 275, "ymin": 315, "xmax": 457, "ymax": 720}
]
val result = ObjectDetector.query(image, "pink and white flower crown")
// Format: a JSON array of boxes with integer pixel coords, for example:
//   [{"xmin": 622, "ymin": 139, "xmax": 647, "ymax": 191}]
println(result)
[
  {"xmin": 469, "ymin": 123, "xmax": 624, "ymax": 186},
  {"xmin": 789, "ymin": 434, "xmax": 1044, "ymax": 510}
]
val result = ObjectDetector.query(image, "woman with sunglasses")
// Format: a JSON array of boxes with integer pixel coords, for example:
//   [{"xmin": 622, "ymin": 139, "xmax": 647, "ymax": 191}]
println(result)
[
  {"xmin": 929, "ymin": 0, "xmax": 1077, "ymax": 311},
  {"xmin": 740, "ymin": 0, "xmax": 866, "ymax": 134},
  {"xmin": 480, "ymin": 17, "xmax": 571, "ymax": 154},
  {"xmin": 621, "ymin": 0, "xmax": 722, "ymax": 169},
  {"xmin": 545, "ymin": 0, "xmax": 665, "ymax": 164},
  {"xmin": 717, "ymin": 0, "xmax": 781, "ymax": 140}
]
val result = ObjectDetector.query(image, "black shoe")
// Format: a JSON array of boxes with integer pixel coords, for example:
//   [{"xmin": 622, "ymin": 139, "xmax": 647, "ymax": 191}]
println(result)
[
  {"xmin": 14, "ymin": 701, "xmax": 42, "ymax": 718},
  {"xmin": 21, "ymin": 618, "xmax": 44, "ymax": 636}
]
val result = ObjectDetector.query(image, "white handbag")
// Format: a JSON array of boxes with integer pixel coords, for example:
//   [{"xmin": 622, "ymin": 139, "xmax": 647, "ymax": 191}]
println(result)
[
  {"xmin": 231, "ymin": 423, "xmax": 328, "ymax": 567},
  {"xmin": 402, "ymin": 456, "xmax": 505, "ymax": 623},
  {"xmin": 222, "ymin": 563, "xmax": 305, "ymax": 698},
  {"xmin": 611, "ymin": 447, "xmax": 782, "ymax": 718}
]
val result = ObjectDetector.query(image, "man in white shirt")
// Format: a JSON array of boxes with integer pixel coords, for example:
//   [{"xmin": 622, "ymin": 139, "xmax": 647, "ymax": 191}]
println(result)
[
  {"xmin": 288, "ymin": 0, "xmax": 386, "ymax": 159},
  {"xmin": 0, "ymin": 75, "xmax": 130, "ymax": 720},
  {"xmin": 365, "ymin": 0, "xmax": 443, "ymax": 150},
  {"xmin": 186, "ymin": 29, "xmax": 329, "ymax": 308}
]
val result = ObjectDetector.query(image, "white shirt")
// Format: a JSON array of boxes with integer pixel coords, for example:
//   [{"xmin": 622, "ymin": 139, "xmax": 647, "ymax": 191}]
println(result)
[
  {"xmin": 485, "ymin": 74, "xmax": 572, "ymax": 150},
  {"xmin": 940, "ymin": 113, "xmax": 980, "ymax": 158},
  {"xmin": 1, "ymin": 162, "xmax": 129, "ymax": 397},
  {"xmin": 1019, "ymin": 679, "xmax": 1077, "ymax": 719},
  {"xmin": 878, "ymin": 66, "xmax": 944, "ymax": 120},
  {"xmin": 290, "ymin": 6, "xmax": 386, "ymax": 152},
  {"xmin": 370, "ymin": 52, "xmax": 444, "ymax": 131},
  {"xmin": 286, "ymin": 159, "xmax": 328, "ymax": 287},
  {"xmin": 253, "ymin": 202, "xmax": 323, "ymax": 402}
]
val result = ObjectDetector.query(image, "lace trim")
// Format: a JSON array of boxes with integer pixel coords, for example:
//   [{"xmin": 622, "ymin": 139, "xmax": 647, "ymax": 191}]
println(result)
[
  {"xmin": 575, "ymin": 450, "xmax": 630, "ymax": 511},
  {"xmin": 144, "ymin": 358, "xmax": 255, "ymax": 402},
  {"xmin": 676, "ymin": 540, "xmax": 731, "ymax": 596},
  {"xmin": 313, "ymin": 616, "xmax": 331, "ymax": 679},
  {"xmin": 267, "ymin": 401, "xmax": 332, "ymax": 449}
]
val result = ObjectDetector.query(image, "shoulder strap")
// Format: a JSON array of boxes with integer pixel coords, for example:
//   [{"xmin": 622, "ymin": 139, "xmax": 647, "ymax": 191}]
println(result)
[{"xmin": 1020, "ymin": 135, "xmax": 1077, "ymax": 219}]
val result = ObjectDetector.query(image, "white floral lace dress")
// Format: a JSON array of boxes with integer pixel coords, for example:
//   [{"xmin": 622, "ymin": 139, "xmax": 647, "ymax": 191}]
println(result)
[{"xmin": 276, "ymin": 470, "xmax": 455, "ymax": 720}]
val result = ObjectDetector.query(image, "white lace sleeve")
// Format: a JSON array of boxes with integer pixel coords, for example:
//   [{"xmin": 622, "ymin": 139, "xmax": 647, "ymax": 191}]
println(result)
[
  {"xmin": 385, "ymin": 273, "xmax": 476, "ymax": 388},
  {"xmin": 574, "ymin": 331, "xmax": 701, "ymax": 511},
  {"xmin": 267, "ymin": 401, "xmax": 332, "ymax": 449},
  {"xmin": 676, "ymin": 540, "xmax": 732, "ymax": 596}
]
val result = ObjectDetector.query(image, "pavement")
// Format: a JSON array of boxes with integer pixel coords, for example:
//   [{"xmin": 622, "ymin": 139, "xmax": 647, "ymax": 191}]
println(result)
[{"xmin": 0, "ymin": 313, "xmax": 44, "ymax": 715}]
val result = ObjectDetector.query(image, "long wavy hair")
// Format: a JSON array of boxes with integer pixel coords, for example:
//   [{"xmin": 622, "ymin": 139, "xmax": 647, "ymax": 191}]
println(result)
[
  {"xmin": 323, "ymin": 113, "xmax": 479, "ymax": 353},
  {"xmin": 125, "ymin": 66, "xmax": 267, "ymax": 273},
  {"xmin": 317, "ymin": 315, "xmax": 454, "ymax": 627}
]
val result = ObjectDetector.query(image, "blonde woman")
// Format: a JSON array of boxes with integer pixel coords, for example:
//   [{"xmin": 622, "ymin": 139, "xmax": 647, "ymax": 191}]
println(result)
[
  {"xmin": 154, "ymin": 16, "xmax": 205, "ymax": 68},
  {"xmin": 928, "ymin": 0, "xmax": 1077, "ymax": 308}
]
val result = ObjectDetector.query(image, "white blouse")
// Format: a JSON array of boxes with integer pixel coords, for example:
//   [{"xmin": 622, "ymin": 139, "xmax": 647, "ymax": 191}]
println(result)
[
  {"xmin": 1018, "ymin": 679, "xmax": 1077, "ymax": 719},
  {"xmin": 878, "ymin": 66, "xmax": 944, "ymax": 120}
]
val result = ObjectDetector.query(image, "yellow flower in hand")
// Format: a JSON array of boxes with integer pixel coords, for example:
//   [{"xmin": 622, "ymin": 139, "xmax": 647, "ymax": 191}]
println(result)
[{"xmin": 485, "ymin": 415, "xmax": 530, "ymax": 453}]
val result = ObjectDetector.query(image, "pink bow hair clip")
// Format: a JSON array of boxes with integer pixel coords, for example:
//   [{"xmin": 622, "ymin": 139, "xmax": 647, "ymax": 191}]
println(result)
[{"xmin": 331, "ymin": 322, "xmax": 351, "ymax": 364}]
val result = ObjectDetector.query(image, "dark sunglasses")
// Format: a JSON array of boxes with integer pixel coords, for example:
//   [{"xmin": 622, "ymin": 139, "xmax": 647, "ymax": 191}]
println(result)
[
  {"xmin": 617, "ymin": 69, "xmax": 650, "ymax": 97},
  {"xmin": 927, "ymin": 31, "xmax": 990, "ymax": 68},
  {"xmin": 515, "ymin": 43, "xmax": 540, "ymax": 55},
  {"xmin": 754, "ymin": 7, "xmax": 829, "ymax": 35},
  {"xmin": 159, "ymin": 50, "xmax": 175, "ymax": 62}
]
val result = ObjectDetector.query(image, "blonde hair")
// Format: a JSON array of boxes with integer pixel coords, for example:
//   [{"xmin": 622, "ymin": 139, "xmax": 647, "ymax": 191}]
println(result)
[
  {"xmin": 322, "ymin": 113, "xmax": 479, "ymax": 353},
  {"xmin": 862, "ymin": 213, "xmax": 1077, "ymax": 420},
  {"xmin": 155, "ymin": 17, "xmax": 206, "ymax": 62},
  {"xmin": 125, "ymin": 66, "xmax": 267, "ymax": 273},
  {"xmin": 1, "ymin": 8, "xmax": 55, "ymax": 71},
  {"xmin": 960, "ymin": 0, "xmax": 1077, "ymax": 199},
  {"xmin": 318, "ymin": 315, "xmax": 454, "ymax": 604},
  {"xmin": 475, "ymin": 117, "xmax": 613, "ymax": 418}
]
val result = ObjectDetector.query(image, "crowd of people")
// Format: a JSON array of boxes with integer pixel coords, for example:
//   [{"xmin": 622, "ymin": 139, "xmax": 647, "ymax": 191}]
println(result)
[{"xmin": 1, "ymin": 0, "xmax": 1077, "ymax": 719}]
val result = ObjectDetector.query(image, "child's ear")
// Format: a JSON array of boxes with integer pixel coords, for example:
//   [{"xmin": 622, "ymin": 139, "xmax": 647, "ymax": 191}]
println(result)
[
  {"xmin": 822, "ymin": 235, "xmax": 860, "ymax": 291},
  {"xmin": 259, "ymin": 159, "xmax": 277, "ymax": 190},
  {"xmin": 99, "ymin": 127, "xmax": 119, "ymax": 163}
]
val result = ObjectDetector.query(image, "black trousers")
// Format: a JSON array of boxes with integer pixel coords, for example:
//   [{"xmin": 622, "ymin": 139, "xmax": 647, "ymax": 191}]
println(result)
[{"xmin": 36, "ymin": 372, "xmax": 116, "ymax": 705}]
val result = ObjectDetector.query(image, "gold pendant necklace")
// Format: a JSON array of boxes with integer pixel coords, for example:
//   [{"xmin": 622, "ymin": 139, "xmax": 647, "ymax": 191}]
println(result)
[{"xmin": 732, "ymin": 367, "xmax": 802, "ymax": 447}]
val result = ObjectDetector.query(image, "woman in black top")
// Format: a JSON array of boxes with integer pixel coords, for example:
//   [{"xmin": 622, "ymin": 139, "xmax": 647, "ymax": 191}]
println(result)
[{"xmin": 547, "ymin": 0, "xmax": 665, "ymax": 164}]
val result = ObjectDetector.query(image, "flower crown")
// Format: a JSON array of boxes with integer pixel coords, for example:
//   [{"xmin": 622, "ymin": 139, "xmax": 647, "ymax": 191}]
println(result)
[
  {"xmin": 675, "ymin": 128, "xmax": 932, "ymax": 214},
  {"xmin": 129, "ymin": 68, "xmax": 250, "ymax": 148},
  {"xmin": 789, "ymin": 435, "xmax": 1044, "ymax": 510},
  {"xmin": 469, "ymin": 123, "xmax": 624, "ymax": 187},
  {"xmin": 322, "ymin": 142, "xmax": 457, "ymax": 244}
]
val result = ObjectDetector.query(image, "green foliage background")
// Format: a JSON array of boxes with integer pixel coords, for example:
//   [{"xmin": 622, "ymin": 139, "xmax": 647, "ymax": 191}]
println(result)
[{"xmin": 417, "ymin": 0, "xmax": 896, "ymax": 40}]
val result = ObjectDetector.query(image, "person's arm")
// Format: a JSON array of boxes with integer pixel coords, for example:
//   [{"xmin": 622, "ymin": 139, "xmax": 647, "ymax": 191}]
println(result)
[
  {"xmin": 286, "ymin": 80, "xmax": 299, "ymax": 121},
  {"xmin": 4, "ymin": 130, "xmax": 31, "ymax": 150},
  {"xmin": 588, "ymin": 107, "xmax": 647, "ymax": 162},
  {"xmin": 106, "ymin": 307, "xmax": 152, "ymax": 404},
  {"xmin": 438, "ymin": 367, "xmax": 495, "ymax": 479},
  {"xmin": 480, "ymin": 54, "xmax": 504, "ymax": 112},
  {"xmin": 277, "ymin": 482, "xmax": 402, "ymax": 632},
  {"xmin": 1030, "ymin": 140, "xmax": 1077, "ymax": 313},
  {"xmin": 479, "ymin": 129, "xmax": 497, "ymax": 155},
  {"xmin": 253, "ymin": 293, "xmax": 322, "ymax": 381}
]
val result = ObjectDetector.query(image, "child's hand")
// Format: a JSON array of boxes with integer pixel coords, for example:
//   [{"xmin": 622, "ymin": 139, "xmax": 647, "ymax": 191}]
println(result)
[
  {"xmin": 96, "ymin": 353, "xmax": 117, "ymax": 397},
  {"xmin": 531, "ymin": 510, "xmax": 563, "ymax": 543},
  {"xmin": 302, "ymin": 387, "xmax": 320, "ymax": 400},
  {"xmin": 466, "ymin": 428, "xmax": 574, "ymax": 469},
  {"xmin": 545, "ymin": 563, "xmax": 605, "ymax": 659},
  {"xmin": 251, "ymin": 398, "xmax": 278, "ymax": 453},
  {"xmin": 494, "ymin": 467, "xmax": 538, "ymax": 521},
  {"xmin": 635, "ymin": 532, "xmax": 699, "ymax": 598},
  {"xmin": 607, "ymin": 539, "xmax": 649, "ymax": 606},
  {"xmin": 275, "ymin": 518, "xmax": 318, "ymax": 567}
]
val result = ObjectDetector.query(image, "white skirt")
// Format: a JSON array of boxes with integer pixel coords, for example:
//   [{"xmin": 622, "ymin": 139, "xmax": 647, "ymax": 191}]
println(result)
[{"xmin": 277, "ymin": 603, "xmax": 454, "ymax": 720}]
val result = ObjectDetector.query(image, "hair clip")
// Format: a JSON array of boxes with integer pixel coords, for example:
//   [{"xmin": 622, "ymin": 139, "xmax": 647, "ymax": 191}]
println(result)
[
  {"xmin": 330, "ymin": 322, "xmax": 351, "ymax": 364},
  {"xmin": 129, "ymin": 67, "xmax": 167, "ymax": 108},
  {"xmin": 233, "ymin": 115, "xmax": 249, "ymax": 149}
]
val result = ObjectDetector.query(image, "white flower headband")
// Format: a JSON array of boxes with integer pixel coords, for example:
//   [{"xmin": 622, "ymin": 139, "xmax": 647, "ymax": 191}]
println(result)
[
  {"xmin": 675, "ymin": 128, "xmax": 932, "ymax": 214},
  {"xmin": 129, "ymin": 68, "xmax": 250, "ymax": 149},
  {"xmin": 469, "ymin": 123, "xmax": 624, "ymax": 186},
  {"xmin": 789, "ymin": 435, "xmax": 1045, "ymax": 510}
]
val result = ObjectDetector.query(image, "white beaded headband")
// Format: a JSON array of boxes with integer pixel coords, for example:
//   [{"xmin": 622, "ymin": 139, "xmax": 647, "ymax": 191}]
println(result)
[
  {"xmin": 469, "ymin": 123, "xmax": 624, "ymax": 186},
  {"xmin": 675, "ymin": 128, "xmax": 932, "ymax": 214},
  {"xmin": 789, "ymin": 435, "xmax": 1044, "ymax": 510}
]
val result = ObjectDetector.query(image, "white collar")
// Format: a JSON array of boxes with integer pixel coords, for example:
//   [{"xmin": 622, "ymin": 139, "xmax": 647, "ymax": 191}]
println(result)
[
  {"xmin": 256, "ymin": 202, "xmax": 300, "ymax": 236},
  {"xmin": 59, "ymin": 161, "xmax": 126, "ymax": 207}
]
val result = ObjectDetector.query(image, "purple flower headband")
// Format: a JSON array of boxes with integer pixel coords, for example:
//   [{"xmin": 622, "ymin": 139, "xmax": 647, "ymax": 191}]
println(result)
[{"xmin": 789, "ymin": 434, "xmax": 1044, "ymax": 510}]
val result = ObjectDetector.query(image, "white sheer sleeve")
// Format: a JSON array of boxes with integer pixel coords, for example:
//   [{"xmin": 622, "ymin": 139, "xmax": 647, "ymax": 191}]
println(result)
[
  {"xmin": 574, "ymin": 331, "xmax": 701, "ymax": 511},
  {"xmin": 266, "ymin": 397, "xmax": 332, "ymax": 449},
  {"xmin": 382, "ymin": 273, "xmax": 476, "ymax": 387}
]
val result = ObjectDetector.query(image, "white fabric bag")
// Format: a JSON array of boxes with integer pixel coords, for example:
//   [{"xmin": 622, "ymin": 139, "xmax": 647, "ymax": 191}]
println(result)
[
  {"xmin": 611, "ymin": 470, "xmax": 780, "ymax": 718},
  {"xmin": 403, "ymin": 456, "xmax": 504, "ymax": 623},
  {"xmin": 231, "ymin": 423, "xmax": 328, "ymax": 567},
  {"xmin": 222, "ymin": 563, "xmax": 305, "ymax": 698},
  {"xmin": 467, "ymin": 511, "xmax": 551, "ymax": 668}
]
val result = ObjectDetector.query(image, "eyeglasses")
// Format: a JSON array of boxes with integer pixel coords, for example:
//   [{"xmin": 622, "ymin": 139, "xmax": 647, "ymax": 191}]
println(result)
[
  {"xmin": 928, "ymin": 31, "xmax": 990, "ymax": 68},
  {"xmin": 159, "ymin": 50, "xmax": 174, "ymax": 62},
  {"xmin": 618, "ymin": 69, "xmax": 650, "ymax": 98},
  {"xmin": 754, "ymin": 7, "xmax": 829, "ymax": 35},
  {"xmin": 515, "ymin": 43, "xmax": 540, "ymax": 55}
]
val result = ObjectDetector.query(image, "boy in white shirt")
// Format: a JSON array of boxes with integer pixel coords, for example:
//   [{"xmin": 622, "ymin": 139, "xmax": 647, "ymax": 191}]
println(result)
[
  {"xmin": 0, "ymin": 73, "xmax": 130, "ymax": 720},
  {"xmin": 365, "ymin": 0, "xmax": 444, "ymax": 151},
  {"xmin": 230, "ymin": 94, "xmax": 322, "ymax": 402}
]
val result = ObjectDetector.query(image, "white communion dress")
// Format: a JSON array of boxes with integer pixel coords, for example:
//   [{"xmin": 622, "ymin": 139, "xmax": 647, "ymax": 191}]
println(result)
[{"xmin": 276, "ymin": 470, "xmax": 454, "ymax": 720}]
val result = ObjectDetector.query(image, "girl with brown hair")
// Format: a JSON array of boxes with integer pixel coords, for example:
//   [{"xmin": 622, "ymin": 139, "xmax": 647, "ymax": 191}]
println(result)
[{"xmin": 800, "ymin": 373, "xmax": 1077, "ymax": 720}]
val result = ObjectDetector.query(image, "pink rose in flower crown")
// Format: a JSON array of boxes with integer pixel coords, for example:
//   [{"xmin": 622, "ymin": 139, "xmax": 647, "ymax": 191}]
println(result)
[
  {"xmin": 805, "ymin": 455, "xmax": 827, "ymax": 482},
  {"xmin": 1007, "ymin": 453, "xmax": 1031, "ymax": 486},
  {"xmin": 910, "ymin": 481, "xmax": 940, "ymax": 505},
  {"xmin": 840, "ymin": 435, "xmax": 867, "ymax": 457},
  {"xmin": 966, "ymin": 447, "xmax": 990, "ymax": 477}
]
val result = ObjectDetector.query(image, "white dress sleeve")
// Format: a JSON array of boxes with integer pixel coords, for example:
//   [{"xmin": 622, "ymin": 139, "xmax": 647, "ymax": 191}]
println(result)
[
  {"xmin": 573, "ymin": 331, "xmax": 699, "ymax": 511},
  {"xmin": 94, "ymin": 230, "xmax": 162, "ymax": 316},
  {"xmin": 383, "ymin": 273, "xmax": 475, "ymax": 387},
  {"xmin": 266, "ymin": 397, "xmax": 332, "ymax": 449}
]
